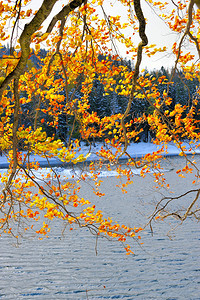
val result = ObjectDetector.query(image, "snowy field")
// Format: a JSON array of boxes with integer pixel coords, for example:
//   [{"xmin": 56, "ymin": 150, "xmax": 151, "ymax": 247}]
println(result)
[
  {"xmin": 0, "ymin": 141, "xmax": 199, "ymax": 167},
  {"xmin": 0, "ymin": 141, "xmax": 199, "ymax": 180}
]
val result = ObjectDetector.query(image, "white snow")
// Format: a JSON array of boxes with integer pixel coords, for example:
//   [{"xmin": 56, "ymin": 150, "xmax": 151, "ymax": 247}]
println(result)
[{"xmin": 0, "ymin": 141, "xmax": 199, "ymax": 180}]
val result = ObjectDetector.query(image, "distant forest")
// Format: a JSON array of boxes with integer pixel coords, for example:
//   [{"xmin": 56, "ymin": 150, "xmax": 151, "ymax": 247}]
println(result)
[{"xmin": 1, "ymin": 45, "xmax": 199, "ymax": 145}]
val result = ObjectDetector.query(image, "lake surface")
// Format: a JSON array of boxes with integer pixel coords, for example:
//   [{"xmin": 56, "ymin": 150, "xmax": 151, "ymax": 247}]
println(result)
[{"xmin": 0, "ymin": 156, "xmax": 200, "ymax": 299}]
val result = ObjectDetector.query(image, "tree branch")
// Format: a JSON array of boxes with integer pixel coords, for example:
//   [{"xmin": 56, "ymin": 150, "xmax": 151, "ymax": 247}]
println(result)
[
  {"xmin": 119, "ymin": 0, "xmax": 148, "ymax": 159},
  {"xmin": 46, "ymin": 0, "xmax": 85, "ymax": 34},
  {"xmin": 0, "ymin": 0, "xmax": 58, "ymax": 99},
  {"xmin": 0, "ymin": 0, "xmax": 85, "ymax": 100}
]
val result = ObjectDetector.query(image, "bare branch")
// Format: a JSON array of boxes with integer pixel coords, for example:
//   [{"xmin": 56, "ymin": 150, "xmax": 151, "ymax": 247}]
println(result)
[
  {"xmin": 147, "ymin": 188, "xmax": 200, "ymax": 231},
  {"xmin": 119, "ymin": 0, "xmax": 148, "ymax": 159},
  {"xmin": 10, "ymin": 0, "xmax": 22, "ymax": 55},
  {"xmin": 46, "ymin": 0, "xmax": 85, "ymax": 34}
]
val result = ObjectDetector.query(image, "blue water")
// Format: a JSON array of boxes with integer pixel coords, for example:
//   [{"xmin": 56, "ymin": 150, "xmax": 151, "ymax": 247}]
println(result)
[{"xmin": 0, "ymin": 157, "xmax": 200, "ymax": 299}]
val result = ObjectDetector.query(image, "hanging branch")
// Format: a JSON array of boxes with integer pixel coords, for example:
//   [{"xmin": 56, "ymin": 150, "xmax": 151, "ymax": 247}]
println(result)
[
  {"xmin": 119, "ymin": 0, "xmax": 148, "ymax": 159},
  {"xmin": 10, "ymin": 0, "xmax": 22, "ymax": 55}
]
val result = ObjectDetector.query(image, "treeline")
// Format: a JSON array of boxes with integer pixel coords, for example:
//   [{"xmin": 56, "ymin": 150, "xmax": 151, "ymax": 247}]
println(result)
[{"xmin": 1, "ymin": 45, "xmax": 200, "ymax": 145}]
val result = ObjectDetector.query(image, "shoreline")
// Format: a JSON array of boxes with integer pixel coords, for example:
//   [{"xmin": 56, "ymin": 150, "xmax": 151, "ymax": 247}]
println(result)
[{"xmin": 0, "ymin": 151, "xmax": 199, "ymax": 170}]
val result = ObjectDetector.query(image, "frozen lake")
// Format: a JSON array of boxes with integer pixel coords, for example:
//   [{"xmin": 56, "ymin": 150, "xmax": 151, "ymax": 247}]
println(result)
[{"xmin": 0, "ymin": 156, "xmax": 200, "ymax": 299}]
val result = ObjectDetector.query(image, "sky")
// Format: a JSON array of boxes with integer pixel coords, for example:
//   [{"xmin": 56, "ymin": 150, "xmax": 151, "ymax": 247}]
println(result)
[
  {"xmin": 24, "ymin": 0, "xmax": 179, "ymax": 70},
  {"xmin": 103, "ymin": 0, "xmax": 178, "ymax": 70},
  {"xmin": 6, "ymin": 0, "xmax": 198, "ymax": 70}
]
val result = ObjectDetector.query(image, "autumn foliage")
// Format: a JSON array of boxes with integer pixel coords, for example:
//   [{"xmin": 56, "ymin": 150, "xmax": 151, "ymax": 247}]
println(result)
[{"xmin": 0, "ymin": 0, "xmax": 200, "ymax": 254}]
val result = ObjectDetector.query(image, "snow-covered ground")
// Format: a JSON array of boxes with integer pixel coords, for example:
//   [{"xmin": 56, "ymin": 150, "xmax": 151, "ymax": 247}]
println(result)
[
  {"xmin": 79, "ymin": 140, "xmax": 200, "ymax": 159},
  {"xmin": 0, "ymin": 141, "xmax": 199, "ymax": 168},
  {"xmin": 0, "ymin": 141, "xmax": 199, "ymax": 180}
]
